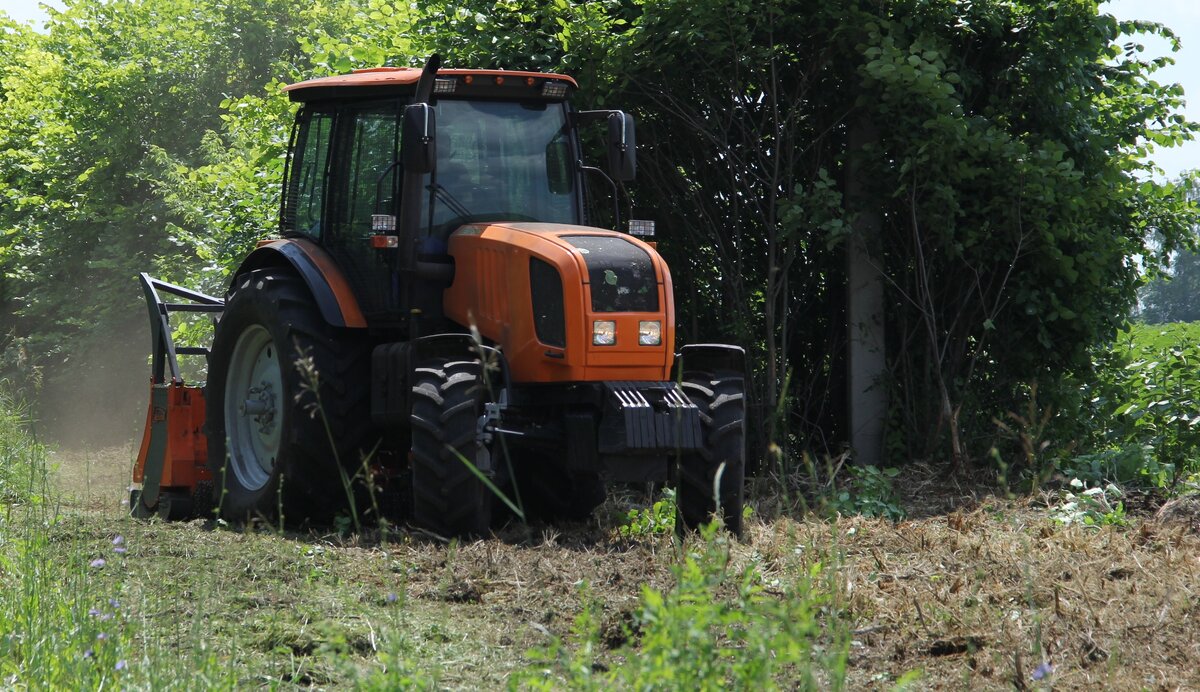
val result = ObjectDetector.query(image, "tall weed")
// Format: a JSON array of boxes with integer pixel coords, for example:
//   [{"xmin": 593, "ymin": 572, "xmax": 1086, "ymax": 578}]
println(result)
[
  {"xmin": 517, "ymin": 523, "xmax": 850, "ymax": 689},
  {"xmin": 0, "ymin": 390, "xmax": 237, "ymax": 688}
]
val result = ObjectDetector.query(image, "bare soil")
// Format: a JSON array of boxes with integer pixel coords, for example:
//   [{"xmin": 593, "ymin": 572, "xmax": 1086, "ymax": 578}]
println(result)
[{"xmin": 48, "ymin": 446, "xmax": 1200, "ymax": 689}]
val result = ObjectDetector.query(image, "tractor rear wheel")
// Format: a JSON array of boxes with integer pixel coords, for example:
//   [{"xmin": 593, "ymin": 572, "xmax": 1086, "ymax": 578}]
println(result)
[
  {"xmin": 206, "ymin": 269, "xmax": 371, "ymax": 524},
  {"xmin": 676, "ymin": 371, "xmax": 746, "ymax": 537},
  {"xmin": 410, "ymin": 358, "xmax": 493, "ymax": 537}
]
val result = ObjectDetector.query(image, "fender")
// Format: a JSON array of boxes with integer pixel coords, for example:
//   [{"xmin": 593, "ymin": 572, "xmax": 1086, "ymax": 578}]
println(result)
[
  {"xmin": 232, "ymin": 238, "xmax": 367, "ymax": 328},
  {"xmin": 676, "ymin": 343, "xmax": 747, "ymax": 378}
]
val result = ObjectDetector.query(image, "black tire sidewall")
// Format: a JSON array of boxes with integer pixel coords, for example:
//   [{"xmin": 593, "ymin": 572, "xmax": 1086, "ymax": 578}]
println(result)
[
  {"xmin": 207, "ymin": 271, "xmax": 299, "ymax": 520},
  {"xmin": 207, "ymin": 269, "xmax": 371, "ymax": 524}
]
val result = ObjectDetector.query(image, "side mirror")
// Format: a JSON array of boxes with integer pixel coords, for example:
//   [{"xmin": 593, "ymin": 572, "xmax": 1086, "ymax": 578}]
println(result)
[
  {"xmin": 402, "ymin": 103, "xmax": 437, "ymax": 174},
  {"xmin": 545, "ymin": 136, "xmax": 574, "ymax": 195},
  {"xmin": 606, "ymin": 111, "xmax": 636, "ymax": 182}
]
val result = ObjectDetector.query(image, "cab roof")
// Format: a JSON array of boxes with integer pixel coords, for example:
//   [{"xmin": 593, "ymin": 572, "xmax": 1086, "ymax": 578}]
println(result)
[{"xmin": 284, "ymin": 67, "xmax": 578, "ymax": 102}]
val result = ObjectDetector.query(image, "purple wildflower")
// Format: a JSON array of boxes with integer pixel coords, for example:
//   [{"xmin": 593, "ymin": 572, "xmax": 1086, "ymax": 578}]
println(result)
[
  {"xmin": 113, "ymin": 546, "xmax": 127, "ymax": 554},
  {"xmin": 100, "ymin": 613, "xmax": 113, "ymax": 622},
  {"xmin": 115, "ymin": 660, "xmax": 127, "ymax": 671},
  {"xmin": 96, "ymin": 632, "xmax": 107, "ymax": 641},
  {"xmin": 386, "ymin": 592, "xmax": 398, "ymax": 603},
  {"xmin": 88, "ymin": 608, "xmax": 101, "ymax": 617},
  {"xmin": 112, "ymin": 535, "xmax": 124, "ymax": 546},
  {"xmin": 89, "ymin": 558, "xmax": 106, "ymax": 569},
  {"xmin": 108, "ymin": 599, "xmax": 120, "ymax": 608},
  {"xmin": 1032, "ymin": 661, "xmax": 1054, "ymax": 681},
  {"xmin": 83, "ymin": 648, "xmax": 94, "ymax": 659}
]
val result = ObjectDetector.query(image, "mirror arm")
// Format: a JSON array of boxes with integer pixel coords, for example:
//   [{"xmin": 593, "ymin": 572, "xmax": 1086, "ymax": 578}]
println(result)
[
  {"xmin": 581, "ymin": 164, "xmax": 620, "ymax": 230},
  {"xmin": 574, "ymin": 109, "xmax": 621, "ymax": 124}
]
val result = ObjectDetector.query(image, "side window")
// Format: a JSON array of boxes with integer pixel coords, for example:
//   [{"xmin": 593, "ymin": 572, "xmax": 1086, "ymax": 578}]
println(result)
[
  {"xmin": 284, "ymin": 109, "xmax": 335, "ymax": 238},
  {"xmin": 330, "ymin": 105, "xmax": 400, "ymax": 239}
]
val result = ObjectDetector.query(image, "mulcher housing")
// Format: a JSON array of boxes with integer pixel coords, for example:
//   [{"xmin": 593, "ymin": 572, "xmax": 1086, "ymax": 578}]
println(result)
[{"xmin": 132, "ymin": 56, "xmax": 747, "ymax": 536}]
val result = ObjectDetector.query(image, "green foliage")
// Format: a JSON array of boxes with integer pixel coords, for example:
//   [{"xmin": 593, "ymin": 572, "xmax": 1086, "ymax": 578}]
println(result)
[
  {"xmin": 618, "ymin": 488, "xmax": 676, "ymax": 537},
  {"xmin": 829, "ymin": 465, "xmax": 905, "ymax": 520},
  {"xmin": 858, "ymin": 2, "xmax": 1200, "ymax": 462},
  {"xmin": 1060, "ymin": 444, "xmax": 1171, "ymax": 490},
  {"xmin": 1082, "ymin": 322, "xmax": 1200, "ymax": 485},
  {"xmin": 517, "ymin": 524, "xmax": 850, "ymax": 689},
  {"xmin": 413, "ymin": 0, "xmax": 627, "ymax": 93}
]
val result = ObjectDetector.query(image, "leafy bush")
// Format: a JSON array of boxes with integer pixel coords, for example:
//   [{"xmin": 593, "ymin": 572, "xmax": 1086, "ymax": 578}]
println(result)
[
  {"xmin": 829, "ymin": 466, "xmax": 905, "ymax": 520},
  {"xmin": 1080, "ymin": 323, "xmax": 1200, "ymax": 487},
  {"xmin": 618, "ymin": 489, "xmax": 677, "ymax": 538},
  {"xmin": 1059, "ymin": 445, "xmax": 1171, "ymax": 489},
  {"xmin": 1050, "ymin": 479, "xmax": 1127, "ymax": 528}
]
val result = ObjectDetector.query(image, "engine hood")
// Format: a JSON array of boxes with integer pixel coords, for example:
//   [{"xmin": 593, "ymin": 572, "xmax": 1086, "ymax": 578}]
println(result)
[{"xmin": 443, "ymin": 222, "xmax": 676, "ymax": 383}]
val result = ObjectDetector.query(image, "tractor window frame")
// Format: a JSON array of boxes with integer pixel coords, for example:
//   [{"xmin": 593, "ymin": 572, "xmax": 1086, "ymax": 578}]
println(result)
[
  {"xmin": 419, "ymin": 98, "xmax": 582, "ymax": 240},
  {"xmin": 326, "ymin": 99, "xmax": 404, "ymax": 244},
  {"xmin": 282, "ymin": 106, "xmax": 337, "ymax": 239}
]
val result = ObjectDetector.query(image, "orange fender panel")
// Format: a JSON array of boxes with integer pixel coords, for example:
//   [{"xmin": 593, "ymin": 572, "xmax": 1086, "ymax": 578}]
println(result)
[{"xmin": 236, "ymin": 237, "xmax": 368, "ymax": 328}]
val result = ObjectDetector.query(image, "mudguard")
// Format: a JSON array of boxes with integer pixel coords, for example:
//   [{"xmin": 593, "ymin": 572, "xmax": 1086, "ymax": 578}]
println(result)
[
  {"xmin": 233, "ymin": 238, "xmax": 367, "ymax": 328},
  {"xmin": 676, "ymin": 343, "xmax": 747, "ymax": 377}
]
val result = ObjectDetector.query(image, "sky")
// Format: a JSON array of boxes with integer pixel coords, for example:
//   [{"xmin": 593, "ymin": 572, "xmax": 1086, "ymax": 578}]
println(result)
[{"xmin": 0, "ymin": 0, "xmax": 1198, "ymax": 177}]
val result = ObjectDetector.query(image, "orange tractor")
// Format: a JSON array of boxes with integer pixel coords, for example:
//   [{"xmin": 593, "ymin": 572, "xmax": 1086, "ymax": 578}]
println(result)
[{"xmin": 131, "ymin": 56, "xmax": 746, "ymax": 536}]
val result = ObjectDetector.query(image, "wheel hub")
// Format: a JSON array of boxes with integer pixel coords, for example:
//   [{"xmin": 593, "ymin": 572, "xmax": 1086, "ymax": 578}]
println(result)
[
  {"xmin": 224, "ymin": 325, "xmax": 283, "ymax": 492},
  {"xmin": 241, "ymin": 382, "xmax": 277, "ymax": 435}
]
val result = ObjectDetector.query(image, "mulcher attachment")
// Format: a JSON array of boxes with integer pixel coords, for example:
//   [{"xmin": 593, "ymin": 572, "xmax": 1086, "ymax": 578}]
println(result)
[{"xmin": 130, "ymin": 274, "xmax": 223, "ymax": 520}]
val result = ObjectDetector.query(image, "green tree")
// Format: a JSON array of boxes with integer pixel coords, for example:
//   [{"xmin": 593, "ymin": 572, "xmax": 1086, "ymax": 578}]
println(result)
[
  {"xmin": 0, "ymin": 0, "xmax": 318, "ymax": 438},
  {"xmin": 1139, "ymin": 175, "xmax": 1200, "ymax": 324},
  {"xmin": 573, "ymin": 0, "xmax": 1199, "ymax": 465}
]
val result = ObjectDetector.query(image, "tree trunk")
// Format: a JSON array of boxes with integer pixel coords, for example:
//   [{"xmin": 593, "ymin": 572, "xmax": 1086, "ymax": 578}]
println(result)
[{"xmin": 845, "ymin": 117, "xmax": 887, "ymax": 467}]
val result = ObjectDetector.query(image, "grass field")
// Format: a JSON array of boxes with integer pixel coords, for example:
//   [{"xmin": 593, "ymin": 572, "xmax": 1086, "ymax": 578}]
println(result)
[
  {"xmin": 1118, "ymin": 320, "xmax": 1200, "ymax": 353},
  {"xmin": 0, "ymin": 435, "xmax": 1182, "ymax": 689}
]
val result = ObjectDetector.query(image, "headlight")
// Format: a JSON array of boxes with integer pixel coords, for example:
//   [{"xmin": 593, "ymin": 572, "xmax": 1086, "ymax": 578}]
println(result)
[
  {"xmin": 592, "ymin": 320, "xmax": 616, "ymax": 346},
  {"xmin": 638, "ymin": 320, "xmax": 662, "ymax": 346}
]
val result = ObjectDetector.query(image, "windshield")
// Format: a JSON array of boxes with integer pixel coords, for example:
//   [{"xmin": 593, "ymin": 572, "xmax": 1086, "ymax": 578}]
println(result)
[{"xmin": 421, "ymin": 99, "xmax": 577, "ymax": 239}]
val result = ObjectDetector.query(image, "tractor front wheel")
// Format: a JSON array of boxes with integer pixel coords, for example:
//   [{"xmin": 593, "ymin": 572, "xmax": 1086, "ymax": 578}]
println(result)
[
  {"xmin": 410, "ymin": 358, "xmax": 493, "ymax": 537},
  {"xmin": 676, "ymin": 370, "xmax": 746, "ymax": 537}
]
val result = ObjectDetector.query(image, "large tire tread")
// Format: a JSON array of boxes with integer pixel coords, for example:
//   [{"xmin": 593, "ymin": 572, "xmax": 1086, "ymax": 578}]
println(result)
[
  {"xmin": 677, "ymin": 371, "xmax": 746, "ymax": 537},
  {"xmin": 411, "ymin": 359, "xmax": 491, "ymax": 537}
]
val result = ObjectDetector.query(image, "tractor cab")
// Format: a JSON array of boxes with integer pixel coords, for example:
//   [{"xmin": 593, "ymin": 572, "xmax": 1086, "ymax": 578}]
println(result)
[{"xmin": 279, "ymin": 63, "xmax": 634, "ymax": 331}]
